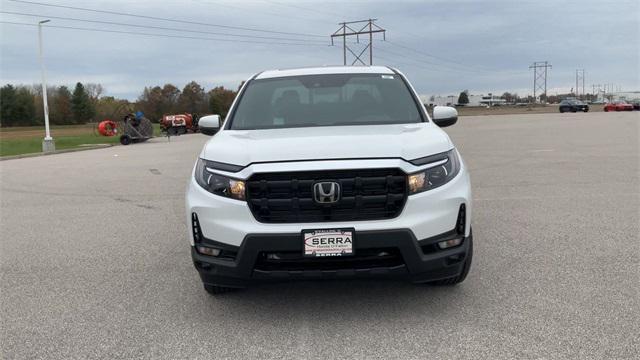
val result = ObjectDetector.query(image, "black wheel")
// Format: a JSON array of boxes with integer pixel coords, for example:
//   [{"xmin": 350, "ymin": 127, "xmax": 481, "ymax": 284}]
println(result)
[
  {"xmin": 428, "ymin": 232, "xmax": 473, "ymax": 286},
  {"xmin": 559, "ymin": 108, "xmax": 565, "ymax": 113},
  {"xmin": 584, "ymin": 108, "xmax": 589, "ymax": 112},
  {"xmin": 604, "ymin": 107, "xmax": 609, "ymax": 112},
  {"xmin": 571, "ymin": 108, "xmax": 577, "ymax": 113},
  {"xmin": 167, "ymin": 127, "xmax": 178, "ymax": 136},
  {"xmin": 203, "ymin": 284, "xmax": 236, "ymax": 295},
  {"xmin": 177, "ymin": 127, "xmax": 187, "ymax": 135},
  {"xmin": 119, "ymin": 134, "xmax": 132, "ymax": 145}
]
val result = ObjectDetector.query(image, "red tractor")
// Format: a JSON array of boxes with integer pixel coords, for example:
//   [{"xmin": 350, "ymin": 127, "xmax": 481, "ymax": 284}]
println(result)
[{"xmin": 160, "ymin": 113, "xmax": 199, "ymax": 135}]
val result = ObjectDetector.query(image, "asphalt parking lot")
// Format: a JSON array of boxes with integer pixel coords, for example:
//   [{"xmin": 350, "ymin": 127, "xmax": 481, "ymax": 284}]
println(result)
[{"xmin": 1, "ymin": 111, "xmax": 638, "ymax": 359}]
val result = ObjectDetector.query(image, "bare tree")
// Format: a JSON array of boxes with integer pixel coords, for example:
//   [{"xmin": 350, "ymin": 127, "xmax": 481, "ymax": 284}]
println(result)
[{"xmin": 85, "ymin": 83, "xmax": 104, "ymax": 103}]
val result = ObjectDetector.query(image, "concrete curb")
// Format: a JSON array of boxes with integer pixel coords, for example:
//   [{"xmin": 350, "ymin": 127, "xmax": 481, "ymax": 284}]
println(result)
[{"xmin": 0, "ymin": 144, "xmax": 114, "ymax": 161}]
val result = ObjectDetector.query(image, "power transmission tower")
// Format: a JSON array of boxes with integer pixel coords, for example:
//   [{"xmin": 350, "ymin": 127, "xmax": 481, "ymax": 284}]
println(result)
[
  {"xmin": 575, "ymin": 69, "xmax": 585, "ymax": 99},
  {"xmin": 331, "ymin": 19, "xmax": 386, "ymax": 65},
  {"xmin": 529, "ymin": 61, "xmax": 552, "ymax": 103}
]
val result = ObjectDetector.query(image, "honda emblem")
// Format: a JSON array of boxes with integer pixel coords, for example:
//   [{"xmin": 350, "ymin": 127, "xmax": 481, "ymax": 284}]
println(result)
[{"xmin": 313, "ymin": 182, "xmax": 340, "ymax": 204}]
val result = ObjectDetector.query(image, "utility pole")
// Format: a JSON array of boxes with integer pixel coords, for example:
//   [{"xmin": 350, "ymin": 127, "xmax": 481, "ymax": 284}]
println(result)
[
  {"xmin": 331, "ymin": 19, "xmax": 386, "ymax": 65},
  {"xmin": 529, "ymin": 61, "xmax": 552, "ymax": 104},
  {"xmin": 38, "ymin": 19, "xmax": 55, "ymax": 153},
  {"xmin": 575, "ymin": 69, "xmax": 585, "ymax": 99}
]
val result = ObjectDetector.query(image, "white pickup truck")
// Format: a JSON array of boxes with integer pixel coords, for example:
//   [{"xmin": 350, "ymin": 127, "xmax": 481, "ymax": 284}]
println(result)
[{"xmin": 186, "ymin": 66, "xmax": 472, "ymax": 294}]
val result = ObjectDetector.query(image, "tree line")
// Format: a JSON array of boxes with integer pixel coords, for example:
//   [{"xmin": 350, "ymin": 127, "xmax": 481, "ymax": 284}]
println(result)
[{"xmin": 0, "ymin": 81, "xmax": 239, "ymax": 127}]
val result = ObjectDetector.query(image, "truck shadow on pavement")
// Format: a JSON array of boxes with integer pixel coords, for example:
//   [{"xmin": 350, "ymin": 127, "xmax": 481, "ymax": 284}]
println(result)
[{"xmin": 197, "ymin": 279, "xmax": 471, "ymax": 323}]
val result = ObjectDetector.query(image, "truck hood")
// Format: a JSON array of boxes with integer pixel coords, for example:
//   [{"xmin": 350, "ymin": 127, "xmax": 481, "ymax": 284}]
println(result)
[{"xmin": 202, "ymin": 123, "xmax": 453, "ymax": 166}]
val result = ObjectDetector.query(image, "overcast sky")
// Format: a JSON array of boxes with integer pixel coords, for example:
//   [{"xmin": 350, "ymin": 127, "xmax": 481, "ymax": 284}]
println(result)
[{"xmin": 1, "ymin": 0, "xmax": 638, "ymax": 100}]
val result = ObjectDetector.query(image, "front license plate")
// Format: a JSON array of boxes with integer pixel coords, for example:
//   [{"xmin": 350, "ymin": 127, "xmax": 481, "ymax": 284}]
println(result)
[{"xmin": 303, "ymin": 229, "xmax": 354, "ymax": 257}]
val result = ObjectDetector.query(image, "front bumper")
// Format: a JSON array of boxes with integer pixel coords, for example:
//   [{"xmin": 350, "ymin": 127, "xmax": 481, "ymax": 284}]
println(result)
[
  {"xmin": 186, "ymin": 157, "xmax": 472, "ymax": 287},
  {"xmin": 192, "ymin": 229, "xmax": 472, "ymax": 288}
]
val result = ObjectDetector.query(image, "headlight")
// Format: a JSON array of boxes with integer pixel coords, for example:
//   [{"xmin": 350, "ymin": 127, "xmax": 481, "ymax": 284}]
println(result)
[
  {"xmin": 194, "ymin": 158, "xmax": 246, "ymax": 201},
  {"xmin": 408, "ymin": 149, "xmax": 460, "ymax": 194}
]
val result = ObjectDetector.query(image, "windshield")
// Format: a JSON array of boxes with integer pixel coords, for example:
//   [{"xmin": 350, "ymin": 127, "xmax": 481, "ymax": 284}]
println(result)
[{"xmin": 229, "ymin": 73, "xmax": 423, "ymax": 130}]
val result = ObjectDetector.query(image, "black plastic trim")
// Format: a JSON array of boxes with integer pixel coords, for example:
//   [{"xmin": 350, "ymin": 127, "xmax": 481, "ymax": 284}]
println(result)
[
  {"xmin": 199, "ymin": 152, "xmax": 462, "ymax": 174},
  {"xmin": 417, "ymin": 228, "xmax": 460, "ymax": 245},
  {"xmin": 432, "ymin": 116, "xmax": 457, "ymax": 128},
  {"xmin": 245, "ymin": 167, "xmax": 408, "ymax": 223},
  {"xmin": 203, "ymin": 159, "xmax": 245, "ymax": 173},
  {"xmin": 409, "ymin": 150, "xmax": 451, "ymax": 166},
  {"xmin": 192, "ymin": 228, "xmax": 471, "ymax": 287}
]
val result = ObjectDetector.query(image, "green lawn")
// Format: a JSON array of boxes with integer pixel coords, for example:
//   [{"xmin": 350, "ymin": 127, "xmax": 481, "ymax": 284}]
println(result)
[
  {"xmin": 0, "ymin": 134, "xmax": 121, "ymax": 157},
  {"xmin": 0, "ymin": 124, "xmax": 163, "ymax": 157}
]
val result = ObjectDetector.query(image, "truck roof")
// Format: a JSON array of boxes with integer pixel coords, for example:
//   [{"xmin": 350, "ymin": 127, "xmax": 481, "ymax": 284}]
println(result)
[{"xmin": 255, "ymin": 65, "xmax": 395, "ymax": 80}]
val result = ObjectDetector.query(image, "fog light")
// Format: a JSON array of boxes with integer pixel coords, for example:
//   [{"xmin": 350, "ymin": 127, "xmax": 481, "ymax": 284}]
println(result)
[
  {"xmin": 437, "ymin": 238, "xmax": 462, "ymax": 249},
  {"xmin": 196, "ymin": 246, "xmax": 221, "ymax": 257}
]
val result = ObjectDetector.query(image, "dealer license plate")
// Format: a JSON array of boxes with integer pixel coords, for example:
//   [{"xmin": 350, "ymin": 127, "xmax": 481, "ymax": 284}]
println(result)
[{"xmin": 302, "ymin": 229, "xmax": 354, "ymax": 257}]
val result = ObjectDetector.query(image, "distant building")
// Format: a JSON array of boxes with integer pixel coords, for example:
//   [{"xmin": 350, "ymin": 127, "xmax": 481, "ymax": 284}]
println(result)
[
  {"xmin": 609, "ymin": 91, "xmax": 640, "ymax": 102},
  {"xmin": 420, "ymin": 93, "xmax": 507, "ymax": 107}
]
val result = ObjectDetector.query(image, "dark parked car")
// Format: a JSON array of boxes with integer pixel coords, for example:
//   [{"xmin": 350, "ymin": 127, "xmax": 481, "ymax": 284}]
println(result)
[
  {"xmin": 630, "ymin": 99, "xmax": 640, "ymax": 111},
  {"xmin": 559, "ymin": 100, "xmax": 589, "ymax": 113}
]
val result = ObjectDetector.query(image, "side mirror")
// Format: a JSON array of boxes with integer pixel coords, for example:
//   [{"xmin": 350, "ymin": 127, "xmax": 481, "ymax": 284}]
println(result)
[
  {"xmin": 198, "ymin": 115, "xmax": 221, "ymax": 136},
  {"xmin": 432, "ymin": 106, "xmax": 458, "ymax": 127}
]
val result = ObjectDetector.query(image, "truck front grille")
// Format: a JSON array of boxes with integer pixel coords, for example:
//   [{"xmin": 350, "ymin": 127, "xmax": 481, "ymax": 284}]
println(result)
[
  {"xmin": 246, "ymin": 168, "xmax": 407, "ymax": 223},
  {"xmin": 254, "ymin": 248, "xmax": 404, "ymax": 271}
]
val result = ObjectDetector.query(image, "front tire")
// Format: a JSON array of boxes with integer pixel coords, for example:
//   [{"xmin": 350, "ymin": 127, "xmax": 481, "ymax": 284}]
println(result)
[
  {"xmin": 429, "ymin": 232, "xmax": 473, "ymax": 286},
  {"xmin": 203, "ymin": 284, "xmax": 236, "ymax": 295}
]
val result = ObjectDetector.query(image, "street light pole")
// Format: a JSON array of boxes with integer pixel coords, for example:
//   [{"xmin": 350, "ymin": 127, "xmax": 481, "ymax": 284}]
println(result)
[{"xmin": 38, "ymin": 19, "xmax": 55, "ymax": 153}]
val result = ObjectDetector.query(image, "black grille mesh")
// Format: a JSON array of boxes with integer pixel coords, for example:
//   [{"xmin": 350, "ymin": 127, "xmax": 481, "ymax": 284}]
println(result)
[{"xmin": 246, "ymin": 168, "xmax": 407, "ymax": 223}]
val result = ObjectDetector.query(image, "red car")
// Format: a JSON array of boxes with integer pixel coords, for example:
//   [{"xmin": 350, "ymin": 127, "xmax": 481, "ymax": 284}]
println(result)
[{"xmin": 604, "ymin": 100, "xmax": 634, "ymax": 112}]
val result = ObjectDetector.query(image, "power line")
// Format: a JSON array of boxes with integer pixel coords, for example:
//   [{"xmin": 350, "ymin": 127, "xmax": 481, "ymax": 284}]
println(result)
[
  {"xmin": 331, "ymin": 19, "xmax": 386, "ymax": 65},
  {"xmin": 195, "ymin": 0, "xmax": 333, "ymax": 26},
  {"xmin": 0, "ymin": 10, "xmax": 329, "ymax": 43},
  {"xmin": 375, "ymin": 46, "xmax": 528, "ymax": 77},
  {"xmin": 575, "ymin": 69, "xmax": 585, "ymax": 99},
  {"xmin": 384, "ymin": 40, "xmax": 484, "ymax": 71},
  {"xmin": 374, "ymin": 53, "xmax": 445, "ymax": 74},
  {"xmin": 261, "ymin": 0, "xmax": 342, "ymax": 22},
  {"xmin": 0, "ymin": 21, "xmax": 331, "ymax": 47},
  {"xmin": 375, "ymin": 47, "xmax": 483, "ymax": 74},
  {"xmin": 7, "ymin": 0, "xmax": 327, "ymax": 38},
  {"xmin": 529, "ymin": 61, "xmax": 552, "ymax": 103},
  {"xmin": 374, "ymin": 37, "xmax": 529, "ymax": 75}
]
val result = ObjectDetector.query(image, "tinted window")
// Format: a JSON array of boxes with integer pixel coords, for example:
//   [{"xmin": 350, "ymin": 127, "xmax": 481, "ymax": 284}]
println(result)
[{"xmin": 229, "ymin": 73, "xmax": 423, "ymax": 130}]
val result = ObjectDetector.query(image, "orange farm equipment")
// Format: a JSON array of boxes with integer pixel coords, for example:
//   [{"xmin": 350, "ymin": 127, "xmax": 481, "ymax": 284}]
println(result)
[{"xmin": 160, "ymin": 114, "xmax": 198, "ymax": 135}]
